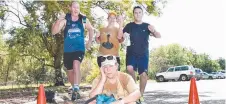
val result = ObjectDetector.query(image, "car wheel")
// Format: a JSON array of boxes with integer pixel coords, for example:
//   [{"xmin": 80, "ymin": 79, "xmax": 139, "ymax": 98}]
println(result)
[
  {"xmin": 158, "ymin": 76, "xmax": 165, "ymax": 82},
  {"xmin": 180, "ymin": 75, "xmax": 188, "ymax": 81},
  {"xmin": 209, "ymin": 76, "xmax": 213, "ymax": 79}
]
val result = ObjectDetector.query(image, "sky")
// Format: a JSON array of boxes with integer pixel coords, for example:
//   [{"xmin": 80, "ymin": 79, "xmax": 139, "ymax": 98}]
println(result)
[
  {"xmin": 143, "ymin": 0, "xmax": 226, "ymax": 59},
  {"xmin": 2, "ymin": 0, "xmax": 226, "ymax": 59}
]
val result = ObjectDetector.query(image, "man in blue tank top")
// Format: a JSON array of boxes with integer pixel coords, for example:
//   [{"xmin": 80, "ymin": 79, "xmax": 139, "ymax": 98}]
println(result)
[
  {"xmin": 51, "ymin": 1, "xmax": 94, "ymax": 100},
  {"xmin": 123, "ymin": 6, "xmax": 161, "ymax": 103}
]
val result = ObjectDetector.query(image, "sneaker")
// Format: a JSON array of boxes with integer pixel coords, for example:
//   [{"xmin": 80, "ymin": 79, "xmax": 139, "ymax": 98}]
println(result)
[
  {"xmin": 71, "ymin": 91, "xmax": 80, "ymax": 100},
  {"xmin": 136, "ymin": 96, "xmax": 146, "ymax": 104},
  {"xmin": 71, "ymin": 86, "xmax": 80, "ymax": 100}
]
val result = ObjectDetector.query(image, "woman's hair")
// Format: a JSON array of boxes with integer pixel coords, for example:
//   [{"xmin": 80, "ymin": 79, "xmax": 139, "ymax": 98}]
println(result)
[{"xmin": 70, "ymin": 1, "xmax": 79, "ymax": 6}]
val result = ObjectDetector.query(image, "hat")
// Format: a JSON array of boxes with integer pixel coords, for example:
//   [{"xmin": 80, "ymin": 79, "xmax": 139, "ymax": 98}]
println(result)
[{"xmin": 101, "ymin": 55, "xmax": 117, "ymax": 67}]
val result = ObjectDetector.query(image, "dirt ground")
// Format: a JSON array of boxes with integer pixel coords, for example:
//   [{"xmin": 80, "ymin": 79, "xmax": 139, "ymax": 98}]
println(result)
[{"xmin": 0, "ymin": 85, "xmax": 92, "ymax": 104}]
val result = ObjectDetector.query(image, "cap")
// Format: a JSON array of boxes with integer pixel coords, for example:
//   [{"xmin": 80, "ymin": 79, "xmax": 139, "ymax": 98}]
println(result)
[{"xmin": 101, "ymin": 55, "xmax": 117, "ymax": 67}]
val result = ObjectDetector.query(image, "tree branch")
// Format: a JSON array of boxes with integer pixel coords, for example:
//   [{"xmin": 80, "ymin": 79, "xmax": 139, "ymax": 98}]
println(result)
[
  {"xmin": 8, "ymin": 4, "xmax": 25, "ymax": 18},
  {"xmin": 21, "ymin": 53, "xmax": 42, "ymax": 61},
  {"xmin": 4, "ymin": 10, "xmax": 28, "ymax": 27},
  {"xmin": 44, "ymin": 64, "xmax": 54, "ymax": 68}
]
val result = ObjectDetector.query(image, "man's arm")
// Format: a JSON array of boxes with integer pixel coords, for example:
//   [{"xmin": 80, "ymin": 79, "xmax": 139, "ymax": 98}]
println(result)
[
  {"xmin": 85, "ymin": 19, "xmax": 94, "ymax": 49},
  {"xmin": 112, "ymin": 75, "xmax": 141, "ymax": 104},
  {"xmin": 117, "ymin": 15, "xmax": 124, "ymax": 43},
  {"xmin": 148, "ymin": 24, "xmax": 161, "ymax": 38},
  {"xmin": 51, "ymin": 13, "xmax": 66, "ymax": 35},
  {"xmin": 89, "ymin": 78, "xmax": 105, "ymax": 98},
  {"xmin": 122, "ymin": 76, "xmax": 141, "ymax": 103},
  {"xmin": 89, "ymin": 67, "xmax": 106, "ymax": 98},
  {"xmin": 95, "ymin": 30, "xmax": 101, "ymax": 44}
]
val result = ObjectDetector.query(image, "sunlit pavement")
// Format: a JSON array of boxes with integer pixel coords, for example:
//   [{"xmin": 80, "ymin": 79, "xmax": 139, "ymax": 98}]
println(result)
[{"xmin": 144, "ymin": 79, "xmax": 226, "ymax": 104}]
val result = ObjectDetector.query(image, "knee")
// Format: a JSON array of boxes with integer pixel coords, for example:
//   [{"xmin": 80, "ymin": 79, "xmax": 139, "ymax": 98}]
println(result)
[
  {"xmin": 140, "ymin": 72, "xmax": 148, "ymax": 79},
  {"xmin": 73, "ymin": 60, "xmax": 81, "ymax": 69},
  {"xmin": 127, "ymin": 66, "xmax": 134, "ymax": 72}
]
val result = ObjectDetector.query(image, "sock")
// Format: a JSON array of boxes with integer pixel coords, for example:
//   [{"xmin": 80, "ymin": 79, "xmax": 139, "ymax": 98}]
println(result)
[{"xmin": 73, "ymin": 84, "xmax": 79, "ymax": 91}]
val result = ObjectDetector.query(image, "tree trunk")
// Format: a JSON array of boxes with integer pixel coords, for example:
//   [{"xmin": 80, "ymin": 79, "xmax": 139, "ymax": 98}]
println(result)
[
  {"xmin": 4, "ymin": 62, "xmax": 10, "ymax": 86},
  {"xmin": 54, "ymin": 35, "xmax": 64, "ymax": 86},
  {"xmin": 54, "ymin": 55, "xmax": 64, "ymax": 86}
]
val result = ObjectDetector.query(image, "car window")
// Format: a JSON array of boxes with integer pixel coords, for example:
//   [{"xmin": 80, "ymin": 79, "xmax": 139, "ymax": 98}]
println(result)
[
  {"xmin": 167, "ymin": 68, "xmax": 174, "ymax": 72},
  {"xmin": 181, "ymin": 66, "xmax": 189, "ymax": 71},
  {"xmin": 175, "ymin": 67, "xmax": 181, "ymax": 71},
  {"xmin": 195, "ymin": 69, "xmax": 200, "ymax": 73}
]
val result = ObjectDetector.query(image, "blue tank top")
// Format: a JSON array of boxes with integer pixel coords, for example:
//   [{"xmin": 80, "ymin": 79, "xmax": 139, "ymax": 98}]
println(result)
[{"xmin": 64, "ymin": 13, "xmax": 85, "ymax": 52}]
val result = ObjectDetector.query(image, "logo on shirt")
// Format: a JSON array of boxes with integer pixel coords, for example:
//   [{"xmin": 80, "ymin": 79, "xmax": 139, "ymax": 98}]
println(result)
[{"xmin": 67, "ymin": 24, "xmax": 81, "ymax": 39}]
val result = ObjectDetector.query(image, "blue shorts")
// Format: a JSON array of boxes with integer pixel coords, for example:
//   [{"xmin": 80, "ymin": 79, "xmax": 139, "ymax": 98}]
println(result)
[{"xmin": 126, "ymin": 53, "xmax": 149, "ymax": 75}]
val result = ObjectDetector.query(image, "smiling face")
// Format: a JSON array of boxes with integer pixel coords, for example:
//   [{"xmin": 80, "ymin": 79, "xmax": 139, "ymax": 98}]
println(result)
[
  {"xmin": 108, "ymin": 14, "xmax": 117, "ymax": 25},
  {"xmin": 70, "ymin": 2, "xmax": 80, "ymax": 16},
  {"xmin": 133, "ymin": 7, "xmax": 143, "ymax": 23}
]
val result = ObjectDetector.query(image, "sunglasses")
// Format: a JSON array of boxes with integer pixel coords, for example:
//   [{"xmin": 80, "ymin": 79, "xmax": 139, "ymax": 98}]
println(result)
[{"xmin": 100, "ymin": 56, "xmax": 114, "ymax": 63}]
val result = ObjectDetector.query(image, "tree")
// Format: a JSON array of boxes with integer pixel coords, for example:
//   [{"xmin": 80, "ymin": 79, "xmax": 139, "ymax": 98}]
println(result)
[
  {"xmin": 1, "ymin": 1, "xmax": 165, "ymax": 85},
  {"xmin": 217, "ymin": 57, "xmax": 225, "ymax": 70}
]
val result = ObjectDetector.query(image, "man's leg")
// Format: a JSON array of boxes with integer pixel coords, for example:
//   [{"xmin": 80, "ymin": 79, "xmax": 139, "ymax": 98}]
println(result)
[
  {"xmin": 137, "ymin": 53, "xmax": 149, "ymax": 103},
  {"xmin": 139, "ymin": 72, "xmax": 148, "ymax": 96},
  {"xmin": 67, "ymin": 70, "xmax": 74, "ymax": 85},
  {"xmin": 126, "ymin": 54, "xmax": 136, "ymax": 81},
  {"xmin": 71, "ymin": 51, "xmax": 84, "ymax": 100},
  {"xmin": 73, "ymin": 60, "xmax": 81, "ymax": 85},
  {"xmin": 127, "ymin": 65, "xmax": 136, "ymax": 81},
  {"xmin": 64, "ymin": 53, "xmax": 74, "ymax": 86}
]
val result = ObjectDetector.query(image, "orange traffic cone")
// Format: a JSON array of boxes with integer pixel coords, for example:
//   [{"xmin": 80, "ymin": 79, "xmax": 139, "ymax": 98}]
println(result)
[
  {"xmin": 37, "ymin": 84, "xmax": 46, "ymax": 104},
  {"xmin": 188, "ymin": 77, "xmax": 200, "ymax": 104}
]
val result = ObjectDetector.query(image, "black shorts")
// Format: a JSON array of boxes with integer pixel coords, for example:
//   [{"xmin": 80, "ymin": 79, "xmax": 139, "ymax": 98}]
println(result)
[
  {"xmin": 97, "ymin": 56, "xmax": 120, "ymax": 71},
  {"xmin": 64, "ymin": 51, "xmax": 84, "ymax": 70}
]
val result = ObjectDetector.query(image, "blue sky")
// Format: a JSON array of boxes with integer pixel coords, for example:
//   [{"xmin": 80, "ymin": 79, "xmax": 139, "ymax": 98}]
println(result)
[{"xmin": 143, "ymin": 0, "xmax": 226, "ymax": 59}]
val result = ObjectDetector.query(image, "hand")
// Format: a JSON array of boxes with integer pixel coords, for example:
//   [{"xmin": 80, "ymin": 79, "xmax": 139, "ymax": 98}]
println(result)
[
  {"xmin": 96, "ymin": 31, "xmax": 100, "ymax": 38},
  {"xmin": 100, "ymin": 67, "xmax": 107, "ymax": 82},
  {"xmin": 58, "ymin": 12, "xmax": 66, "ymax": 20},
  {"xmin": 117, "ymin": 15, "xmax": 124, "ymax": 27},
  {"xmin": 117, "ymin": 32, "xmax": 123, "ymax": 39},
  {"xmin": 86, "ymin": 42, "xmax": 92, "ymax": 50},
  {"xmin": 148, "ymin": 24, "xmax": 155, "ymax": 33}
]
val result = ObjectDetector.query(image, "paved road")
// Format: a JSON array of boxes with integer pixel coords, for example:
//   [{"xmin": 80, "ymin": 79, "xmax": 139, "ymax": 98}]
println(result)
[
  {"xmin": 1, "ymin": 79, "xmax": 225, "ymax": 104},
  {"xmin": 143, "ymin": 79, "xmax": 226, "ymax": 104}
]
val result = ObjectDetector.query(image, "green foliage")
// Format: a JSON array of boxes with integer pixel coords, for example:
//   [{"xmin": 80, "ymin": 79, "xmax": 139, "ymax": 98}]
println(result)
[
  {"xmin": 217, "ymin": 58, "xmax": 225, "ymax": 70},
  {"xmin": 148, "ymin": 43, "xmax": 223, "ymax": 79},
  {"xmin": 0, "ymin": 1, "xmax": 164, "ymax": 85}
]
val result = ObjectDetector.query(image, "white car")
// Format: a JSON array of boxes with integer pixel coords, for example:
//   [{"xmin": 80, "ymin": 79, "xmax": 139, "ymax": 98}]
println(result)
[
  {"xmin": 211, "ymin": 72, "xmax": 225, "ymax": 79},
  {"xmin": 201, "ymin": 72, "xmax": 217, "ymax": 79},
  {"xmin": 155, "ymin": 65, "xmax": 196, "ymax": 82},
  {"xmin": 218, "ymin": 70, "xmax": 226, "ymax": 78}
]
